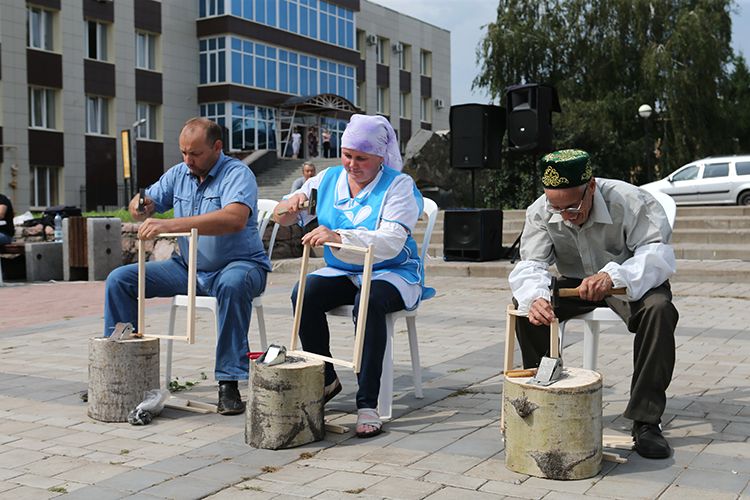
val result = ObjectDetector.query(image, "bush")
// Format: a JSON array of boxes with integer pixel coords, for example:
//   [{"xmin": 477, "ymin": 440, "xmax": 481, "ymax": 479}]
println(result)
[{"xmin": 82, "ymin": 209, "xmax": 174, "ymax": 223}]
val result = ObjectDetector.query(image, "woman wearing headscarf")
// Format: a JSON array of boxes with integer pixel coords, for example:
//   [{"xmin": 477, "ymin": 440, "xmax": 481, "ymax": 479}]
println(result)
[{"xmin": 274, "ymin": 114, "xmax": 431, "ymax": 438}]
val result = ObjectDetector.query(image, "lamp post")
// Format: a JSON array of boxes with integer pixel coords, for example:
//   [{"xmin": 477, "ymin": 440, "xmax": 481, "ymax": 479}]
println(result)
[{"xmin": 638, "ymin": 104, "xmax": 653, "ymax": 184}]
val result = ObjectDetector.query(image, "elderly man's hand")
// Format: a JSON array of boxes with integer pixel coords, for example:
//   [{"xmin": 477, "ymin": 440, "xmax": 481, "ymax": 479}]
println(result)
[
  {"xmin": 578, "ymin": 272, "xmax": 613, "ymax": 302},
  {"xmin": 301, "ymin": 225, "xmax": 342, "ymax": 247},
  {"xmin": 528, "ymin": 297, "xmax": 555, "ymax": 326},
  {"xmin": 137, "ymin": 218, "xmax": 175, "ymax": 240}
]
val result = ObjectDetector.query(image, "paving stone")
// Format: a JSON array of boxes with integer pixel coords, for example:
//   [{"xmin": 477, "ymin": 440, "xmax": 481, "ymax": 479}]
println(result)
[
  {"xmin": 423, "ymin": 485, "xmax": 501, "ymax": 499},
  {"xmin": 235, "ymin": 478, "xmax": 325, "ymax": 497},
  {"xmin": 0, "ymin": 484, "xmax": 57, "ymax": 499},
  {"xmin": 586, "ymin": 477, "xmax": 669, "ymax": 499},
  {"xmin": 675, "ymin": 468, "xmax": 750, "ymax": 494},
  {"xmin": 479, "ymin": 478, "xmax": 551, "ymax": 498},
  {"xmin": 422, "ymin": 470, "xmax": 486, "ymax": 490},
  {"xmin": 465, "ymin": 457, "xmax": 528, "ymax": 483},
  {"xmin": 412, "ymin": 452, "xmax": 484, "ymax": 474},
  {"xmin": 205, "ymin": 485, "xmax": 277, "ymax": 499},
  {"xmin": 365, "ymin": 463, "xmax": 427, "ymax": 480},
  {"xmin": 659, "ymin": 484, "xmax": 737, "ymax": 500},
  {"xmin": 363, "ymin": 475, "xmax": 442, "ymax": 499},
  {"xmin": 53, "ymin": 461, "xmax": 131, "ymax": 484},
  {"xmin": 140, "ymin": 475, "xmax": 226, "ymax": 499},
  {"xmin": 94, "ymin": 468, "xmax": 173, "ymax": 493},
  {"xmin": 0, "ymin": 449, "xmax": 48, "ymax": 468},
  {"xmin": 54, "ymin": 485, "xmax": 133, "ymax": 499},
  {"xmin": 257, "ymin": 463, "xmax": 334, "ymax": 485},
  {"xmin": 360, "ymin": 446, "xmax": 428, "ymax": 466},
  {"xmin": 301, "ymin": 458, "xmax": 372, "ymax": 473},
  {"xmin": 306, "ymin": 470, "xmax": 384, "ymax": 492}
]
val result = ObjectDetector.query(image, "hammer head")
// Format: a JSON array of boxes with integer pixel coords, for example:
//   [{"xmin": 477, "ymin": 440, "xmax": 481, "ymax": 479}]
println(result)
[{"xmin": 308, "ymin": 188, "xmax": 318, "ymax": 216}]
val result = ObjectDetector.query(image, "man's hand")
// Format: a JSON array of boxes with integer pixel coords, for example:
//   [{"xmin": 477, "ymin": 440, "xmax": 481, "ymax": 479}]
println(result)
[
  {"xmin": 301, "ymin": 225, "xmax": 342, "ymax": 247},
  {"xmin": 528, "ymin": 297, "xmax": 556, "ymax": 326},
  {"xmin": 128, "ymin": 193, "xmax": 155, "ymax": 221},
  {"xmin": 137, "ymin": 218, "xmax": 175, "ymax": 240},
  {"xmin": 577, "ymin": 272, "xmax": 614, "ymax": 302}
]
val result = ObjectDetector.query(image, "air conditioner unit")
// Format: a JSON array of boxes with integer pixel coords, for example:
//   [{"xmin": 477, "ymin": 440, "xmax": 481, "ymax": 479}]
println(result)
[
  {"xmin": 366, "ymin": 34, "xmax": 377, "ymax": 46},
  {"xmin": 434, "ymin": 98, "xmax": 445, "ymax": 109},
  {"xmin": 392, "ymin": 43, "xmax": 404, "ymax": 54}
]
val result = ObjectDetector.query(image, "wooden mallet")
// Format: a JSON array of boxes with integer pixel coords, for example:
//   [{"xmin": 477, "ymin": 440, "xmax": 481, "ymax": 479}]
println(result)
[{"xmin": 550, "ymin": 276, "xmax": 626, "ymax": 307}]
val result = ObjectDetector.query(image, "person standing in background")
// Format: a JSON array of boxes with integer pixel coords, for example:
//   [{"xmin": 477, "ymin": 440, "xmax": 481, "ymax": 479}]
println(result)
[
  {"xmin": 322, "ymin": 129, "xmax": 332, "ymax": 158},
  {"xmin": 0, "ymin": 193, "xmax": 15, "ymax": 245}
]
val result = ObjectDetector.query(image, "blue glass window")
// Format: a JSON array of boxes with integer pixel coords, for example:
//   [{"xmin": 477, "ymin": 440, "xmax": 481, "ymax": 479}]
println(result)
[
  {"xmin": 231, "ymin": 52, "xmax": 242, "ymax": 83},
  {"xmin": 232, "ymin": 38, "xmax": 241, "ymax": 50},
  {"xmin": 200, "ymin": 39, "xmax": 207, "ymax": 51},
  {"xmin": 280, "ymin": 63, "xmax": 288, "ymax": 92},
  {"xmin": 289, "ymin": 3, "xmax": 298, "ymax": 32},
  {"xmin": 218, "ymin": 53, "xmax": 226, "ymax": 81},
  {"xmin": 267, "ymin": 0, "xmax": 276, "ymax": 25},
  {"xmin": 300, "ymin": 7, "xmax": 308, "ymax": 36},
  {"xmin": 244, "ymin": 0, "xmax": 252, "ymax": 18},
  {"xmin": 267, "ymin": 59, "xmax": 276, "ymax": 90},
  {"xmin": 200, "ymin": 54, "xmax": 207, "ymax": 83},
  {"xmin": 300, "ymin": 68, "xmax": 308, "ymax": 95},
  {"xmin": 319, "ymin": 12, "xmax": 327, "ymax": 40},
  {"xmin": 243, "ymin": 54, "xmax": 253, "ymax": 85},
  {"xmin": 231, "ymin": 0, "xmax": 242, "ymax": 15},
  {"xmin": 218, "ymin": 38, "xmax": 225, "ymax": 49},
  {"xmin": 255, "ymin": 57, "xmax": 265, "ymax": 87},
  {"xmin": 328, "ymin": 15, "xmax": 336, "ymax": 44},
  {"xmin": 256, "ymin": 0, "xmax": 266, "ymax": 23},
  {"xmin": 289, "ymin": 65, "xmax": 298, "ymax": 94},
  {"xmin": 280, "ymin": 0, "xmax": 287, "ymax": 28}
]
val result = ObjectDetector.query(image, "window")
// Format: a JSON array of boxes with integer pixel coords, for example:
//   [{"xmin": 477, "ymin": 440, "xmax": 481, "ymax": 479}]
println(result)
[
  {"xmin": 672, "ymin": 165, "xmax": 699, "ymax": 182},
  {"xmin": 420, "ymin": 50, "xmax": 432, "ymax": 76},
  {"xmin": 377, "ymin": 87, "xmax": 388, "ymax": 115},
  {"xmin": 30, "ymin": 166, "xmax": 60, "ymax": 208},
  {"xmin": 86, "ymin": 20, "xmax": 108, "ymax": 61},
  {"xmin": 86, "ymin": 96, "xmax": 109, "ymax": 135},
  {"xmin": 28, "ymin": 87, "xmax": 56, "ymax": 129},
  {"xmin": 703, "ymin": 163, "xmax": 729, "ymax": 179},
  {"xmin": 199, "ymin": 37, "xmax": 226, "ymax": 83},
  {"xmin": 136, "ymin": 103, "xmax": 158, "ymax": 140},
  {"xmin": 136, "ymin": 31, "xmax": 157, "ymax": 70},
  {"xmin": 399, "ymin": 92, "xmax": 410, "ymax": 118},
  {"xmin": 376, "ymin": 37, "xmax": 387, "ymax": 65},
  {"xmin": 199, "ymin": 0, "xmax": 225, "ymax": 17},
  {"xmin": 396, "ymin": 43, "xmax": 410, "ymax": 71},
  {"xmin": 356, "ymin": 81, "xmax": 365, "ymax": 108},
  {"xmin": 736, "ymin": 162, "xmax": 750, "ymax": 176},
  {"xmin": 28, "ymin": 6, "xmax": 54, "ymax": 51},
  {"xmin": 420, "ymin": 97, "xmax": 431, "ymax": 123}
]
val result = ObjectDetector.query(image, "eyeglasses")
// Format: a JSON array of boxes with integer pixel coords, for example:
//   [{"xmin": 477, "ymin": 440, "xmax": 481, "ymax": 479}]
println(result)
[{"xmin": 545, "ymin": 185, "xmax": 589, "ymax": 215}]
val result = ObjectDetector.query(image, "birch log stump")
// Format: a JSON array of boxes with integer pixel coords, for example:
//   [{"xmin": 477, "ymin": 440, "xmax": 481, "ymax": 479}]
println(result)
[
  {"xmin": 504, "ymin": 367, "xmax": 602, "ymax": 480},
  {"xmin": 246, "ymin": 355, "xmax": 325, "ymax": 450},
  {"xmin": 88, "ymin": 337, "xmax": 160, "ymax": 422}
]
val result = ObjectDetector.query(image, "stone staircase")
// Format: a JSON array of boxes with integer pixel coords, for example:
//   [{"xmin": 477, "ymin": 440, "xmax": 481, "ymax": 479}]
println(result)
[{"xmin": 257, "ymin": 158, "xmax": 341, "ymax": 202}]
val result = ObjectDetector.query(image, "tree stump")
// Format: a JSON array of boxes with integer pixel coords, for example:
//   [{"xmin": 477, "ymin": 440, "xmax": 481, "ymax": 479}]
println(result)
[
  {"xmin": 88, "ymin": 337, "xmax": 160, "ymax": 422},
  {"xmin": 504, "ymin": 367, "xmax": 602, "ymax": 480},
  {"xmin": 246, "ymin": 355, "xmax": 325, "ymax": 450}
]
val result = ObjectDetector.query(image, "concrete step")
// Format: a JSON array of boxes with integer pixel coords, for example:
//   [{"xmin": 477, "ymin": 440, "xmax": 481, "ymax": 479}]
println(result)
[
  {"xmin": 271, "ymin": 257, "xmax": 750, "ymax": 283},
  {"xmin": 675, "ymin": 216, "xmax": 750, "ymax": 230},
  {"xmin": 671, "ymin": 244, "xmax": 750, "ymax": 261},
  {"xmin": 677, "ymin": 205, "xmax": 750, "ymax": 217},
  {"xmin": 257, "ymin": 158, "xmax": 341, "ymax": 202},
  {"xmin": 671, "ymin": 228, "xmax": 750, "ymax": 245}
]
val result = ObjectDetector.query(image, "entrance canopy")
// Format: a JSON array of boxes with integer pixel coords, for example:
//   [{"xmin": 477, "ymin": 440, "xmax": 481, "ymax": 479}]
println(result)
[{"xmin": 280, "ymin": 93, "xmax": 361, "ymax": 118}]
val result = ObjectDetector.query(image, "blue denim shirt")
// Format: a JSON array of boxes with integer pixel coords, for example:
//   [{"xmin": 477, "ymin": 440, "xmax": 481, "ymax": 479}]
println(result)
[{"xmin": 146, "ymin": 152, "xmax": 271, "ymax": 285}]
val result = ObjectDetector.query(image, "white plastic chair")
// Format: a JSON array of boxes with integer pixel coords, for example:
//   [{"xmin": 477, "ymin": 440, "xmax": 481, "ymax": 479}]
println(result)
[
  {"xmin": 559, "ymin": 188, "xmax": 676, "ymax": 370},
  {"xmin": 326, "ymin": 197, "xmax": 438, "ymax": 420},
  {"xmin": 164, "ymin": 199, "xmax": 280, "ymax": 387}
]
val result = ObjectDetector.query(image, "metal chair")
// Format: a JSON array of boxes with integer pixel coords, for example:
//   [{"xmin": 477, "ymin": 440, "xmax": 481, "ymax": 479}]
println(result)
[
  {"xmin": 326, "ymin": 197, "xmax": 439, "ymax": 419},
  {"xmin": 164, "ymin": 199, "xmax": 279, "ymax": 387},
  {"xmin": 559, "ymin": 188, "xmax": 677, "ymax": 369}
]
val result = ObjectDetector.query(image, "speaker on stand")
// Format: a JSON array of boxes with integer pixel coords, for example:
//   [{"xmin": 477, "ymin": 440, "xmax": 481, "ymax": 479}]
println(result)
[{"xmin": 505, "ymin": 83, "xmax": 561, "ymax": 154}]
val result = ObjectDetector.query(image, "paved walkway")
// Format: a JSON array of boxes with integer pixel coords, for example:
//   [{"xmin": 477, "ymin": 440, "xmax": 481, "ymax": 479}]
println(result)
[{"xmin": 0, "ymin": 267, "xmax": 749, "ymax": 499}]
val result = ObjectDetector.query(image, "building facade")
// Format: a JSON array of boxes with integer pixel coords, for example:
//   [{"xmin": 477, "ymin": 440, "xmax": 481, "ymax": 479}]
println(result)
[{"xmin": 0, "ymin": 0, "xmax": 449, "ymax": 212}]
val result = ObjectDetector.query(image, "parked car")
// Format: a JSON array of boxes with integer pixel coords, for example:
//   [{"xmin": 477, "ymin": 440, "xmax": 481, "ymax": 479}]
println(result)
[{"xmin": 640, "ymin": 155, "xmax": 750, "ymax": 205}]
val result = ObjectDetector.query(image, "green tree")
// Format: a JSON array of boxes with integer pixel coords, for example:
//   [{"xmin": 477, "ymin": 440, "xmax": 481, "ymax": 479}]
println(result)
[{"xmin": 474, "ymin": 0, "xmax": 747, "ymax": 209}]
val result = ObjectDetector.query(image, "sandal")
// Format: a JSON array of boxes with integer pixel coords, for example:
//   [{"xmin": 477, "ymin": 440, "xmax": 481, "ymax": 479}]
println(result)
[
  {"xmin": 355, "ymin": 408, "xmax": 383, "ymax": 438},
  {"xmin": 324, "ymin": 378, "xmax": 342, "ymax": 404}
]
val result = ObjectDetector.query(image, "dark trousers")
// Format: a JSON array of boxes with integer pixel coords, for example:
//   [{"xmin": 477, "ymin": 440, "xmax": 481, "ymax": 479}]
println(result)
[
  {"xmin": 323, "ymin": 141, "xmax": 331, "ymax": 158},
  {"xmin": 291, "ymin": 275, "xmax": 405, "ymax": 409},
  {"xmin": 514, "ymin": 278, "xmax": 678, "ymax": 424}
]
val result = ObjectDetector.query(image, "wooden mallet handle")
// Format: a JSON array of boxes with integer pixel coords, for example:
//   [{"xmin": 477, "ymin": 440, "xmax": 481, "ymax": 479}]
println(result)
[{"xmin": 276, "ymin": 200, "xmax": 310, "ymax": 215}]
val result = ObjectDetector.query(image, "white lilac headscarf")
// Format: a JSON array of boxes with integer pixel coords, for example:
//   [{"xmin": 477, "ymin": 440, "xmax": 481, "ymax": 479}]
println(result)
[{"xmin": 340, "ymin": 114, "xmax": 403, "ymax": 171}]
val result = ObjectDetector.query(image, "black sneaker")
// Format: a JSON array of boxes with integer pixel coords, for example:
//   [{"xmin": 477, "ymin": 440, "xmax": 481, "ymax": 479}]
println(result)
[
  {"xmin": 217, "ymin": 381, "xmax": 245, "ymax": 415},
  {"xmin": 632, "ymin": 421, "xmax": 671, "ymax": 459}
]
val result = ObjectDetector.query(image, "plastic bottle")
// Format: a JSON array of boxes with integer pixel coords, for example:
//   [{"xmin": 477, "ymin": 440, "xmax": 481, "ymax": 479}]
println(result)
[{"xmin": 54, "ymin": 213, "xmax": 63, "ymax": 242}]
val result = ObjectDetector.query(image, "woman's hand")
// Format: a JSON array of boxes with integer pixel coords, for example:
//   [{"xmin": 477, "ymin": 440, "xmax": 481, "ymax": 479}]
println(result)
[
  {"xmin": 273, "ymin": 193, "xmax": 309, "ymax": 226},
  {"xmin": 301, "ymin": 225, "xmax": 342, "ymax": 247}
]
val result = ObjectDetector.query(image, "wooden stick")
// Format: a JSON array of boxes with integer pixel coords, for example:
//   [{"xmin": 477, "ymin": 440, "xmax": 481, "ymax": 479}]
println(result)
[
  {"xmin": 501, "ymin": 304, "xmax": 517, "ymax": 433},
  {"xmin": 505, "ymin": 368, "xmax": 537, "ymax": 378},
  {"xmin": 324, "ymin": 422, "xmax": 349, "ymax": 434},
  {"xmin": 158, "ymin": 232, "xmax": 193, "ymax": 238},
  {"xmin": 137, "ymin": 238, "xmax": 145, "ymax": 335},
  {"xmin": 290, "ymin": 243, "xmax": 311, "ymax": 350},
  {"xmin": 602, "ymin": 451, "xmax": 627, "ymax": 464},
  {"xmin": 558, "ymin": 287, "xmax": 627, "ymax": 298},
  {"xmin": 352, "ymin": 244, "xmax": 374, "ymax": 374},
  {"xmin": 550, "ymin": 318, "xmax": 559, "ymax": 359},
  {"xmin": 324, "ymin": 241, "xmax": 371, "ymax": 254},
  {"xmin": 165, "ymin": 397, "xmax": 216, "ymax": 414},
  {"xmin": 290, "ymin": 350, "xmax": 355, "ymax": 369},
  {"xmin": 186, "ymin": 228, "xmax": 198, "ymax": 345}
]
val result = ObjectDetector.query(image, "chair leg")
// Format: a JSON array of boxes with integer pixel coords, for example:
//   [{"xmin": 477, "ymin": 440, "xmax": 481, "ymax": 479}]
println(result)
[
  {"xmin": 583, "ymin": 320, "xmax": 600, "ymax": 371},
  {"xmin": 377, "ymin": 315, "xmax": 395, "ymax": 420},
  {"xmin": 405, "ymin": 315, "xmax": 423, "ymax": 399},
  {"xmin": 165, "ymin": 302, "xmax": 177, "ymax": 390},
  {"xmin": 254, "ymin": 304, "xmax": 269, "ymax": 350}
]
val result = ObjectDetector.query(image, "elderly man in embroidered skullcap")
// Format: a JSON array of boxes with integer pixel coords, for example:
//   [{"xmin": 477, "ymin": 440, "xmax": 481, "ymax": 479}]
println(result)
[
  {"xmin": 274, "ymin": 114, "xmax": 433, "ymax": 439},
  {"xmin": 508, "ymin": 149, "xmax": 678, "ymax": 459}
]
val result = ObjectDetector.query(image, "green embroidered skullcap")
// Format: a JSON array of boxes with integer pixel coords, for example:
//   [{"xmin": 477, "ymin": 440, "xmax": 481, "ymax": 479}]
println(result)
[{"xmin": 540, "ymin": 149, "xmax": 593, "ymax": 189}]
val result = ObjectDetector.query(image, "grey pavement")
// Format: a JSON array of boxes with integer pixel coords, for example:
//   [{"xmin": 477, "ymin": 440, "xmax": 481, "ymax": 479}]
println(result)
[{"xmin": 0, "ymin": 265, "xmax": 749, "ymax": 499}]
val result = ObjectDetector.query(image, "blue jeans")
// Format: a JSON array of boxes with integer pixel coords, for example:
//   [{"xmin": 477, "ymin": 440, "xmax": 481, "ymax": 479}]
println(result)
[
  {"xmin": 104, "ymin": 255, "xmax": 267, "ymax": 381},
  {"xmin": 291, "ymin": 275, "xmax": 405, "ymax": 409},
  {"xmin": 0, "ymin": 233, "xmax": 12, "ymax": 245}
]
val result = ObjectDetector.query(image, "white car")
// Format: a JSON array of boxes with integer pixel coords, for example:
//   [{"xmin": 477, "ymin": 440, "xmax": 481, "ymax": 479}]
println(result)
[{"xmin": 640, "ymin": 155, "xmax": 750, "ymax": 205}]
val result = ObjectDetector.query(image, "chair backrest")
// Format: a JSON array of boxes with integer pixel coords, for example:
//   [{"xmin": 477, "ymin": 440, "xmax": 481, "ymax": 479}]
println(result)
[
  {"xmin": 257, "ymin": 199, "xmax": 281, "ymax": 259},
  {"xmin": 645, "ymin": 189, "xmax": 677, "ymax": 229},
  {"xmin": 419, "ymin": 198, "xmax": 439, "ymax": 263}
]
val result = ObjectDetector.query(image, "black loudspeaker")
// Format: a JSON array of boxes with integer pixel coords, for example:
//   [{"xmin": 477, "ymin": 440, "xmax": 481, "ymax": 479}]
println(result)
[
  {"xmin": 505, "ymin": 84, "xmax": 561, "ymax": 154},
  {"xmin": 450, "ymin": 104, "xmax": 505, "ymax": 169},
  {"xmin": 443, "ymin": 209, "xmax": 503, "ymax": 262}
]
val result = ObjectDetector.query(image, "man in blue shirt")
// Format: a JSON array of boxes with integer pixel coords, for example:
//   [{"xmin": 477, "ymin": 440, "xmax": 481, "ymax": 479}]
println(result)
[{"xmin": 104, "ymin": 117, "xmax": 271, "ymax": 415}]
